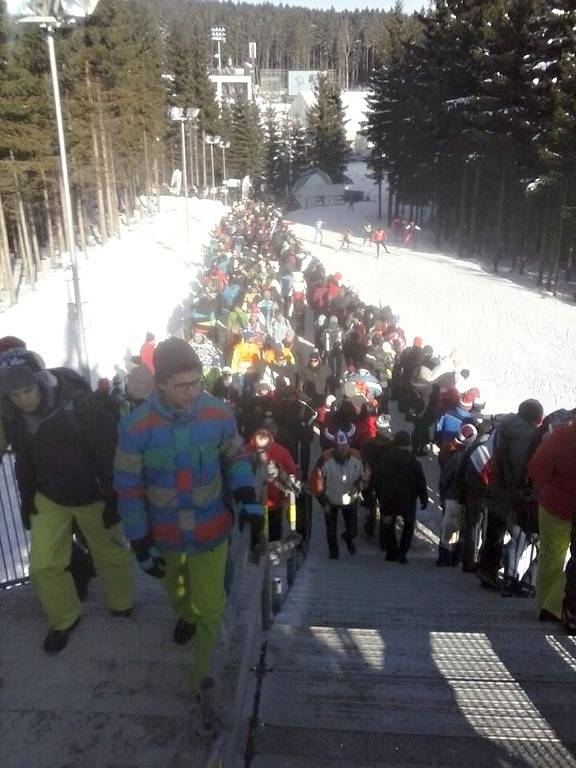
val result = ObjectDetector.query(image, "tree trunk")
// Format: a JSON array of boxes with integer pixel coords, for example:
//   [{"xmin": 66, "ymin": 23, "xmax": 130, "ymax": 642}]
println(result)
[
  {"xmin": 493, "ymin": 163, "xmax": 507, "ymax": 273},
  {"xmin": 552, "ymin": 181, "xmax": 567, "ymax": 296},
  {"xmin": 107, "ymin": 129, "xmax": 121, "ymax": 238},
  {"xmin": 76, "ymin": 192, "xmax": 87, "ymax": 256},
  {"xmin": 28, "ymin": 205, "xmax": 41, "ymax": 271},
  {"xmin": 387, "ymin": 176, "xmax": 393, "ymax": 227},
  {"xmin": 458, "ymin": 160, "xmax": 468, "ymax": 257},
  {"xmin": 86, "ymin": 65, "xmax": 108, "ymax": 242},
  {"xmin": 96, "ymin": 82, "xmax": 119, "ymax": 239},
  {"xmin": 56, "ymin": 209, "xmax": 66, "ymax": 258},
  {"xmin": 0, "ymin": 194, "xmax": 16, "ymax": 305},
  {"xmin": 143, "ymin": 127, "xmax": 153, "ymax": 206},
  {"xmin": 17, "ymin": 202, "xmax": 35, "ymax": 289},
  {"xmin": 41, "ymin": 170, "xmax": 56, "ymax": 265},
  {"xmin": 467, "ymin": 160, "xmax": 482, "ymax": 258}
]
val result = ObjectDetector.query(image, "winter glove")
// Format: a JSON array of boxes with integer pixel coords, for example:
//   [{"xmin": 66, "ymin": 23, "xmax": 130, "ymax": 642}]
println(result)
[
  {"xmin": 317, "ymin": 493, "xmax": 329, "ymax": 509},
  {"xmin": 130, "ymin": 536, "xmax": 166, "ymax": 579},
  {"xmin": 239, "ymin": 503, "xmax": 265, "ymax": 563},
  {"xmin": 20, "ymin": 501, "xmax": 36, "ymax": 531},
  {"xmin": 102, "ymin": 494, "xmax": 121, "ymax": 529}
]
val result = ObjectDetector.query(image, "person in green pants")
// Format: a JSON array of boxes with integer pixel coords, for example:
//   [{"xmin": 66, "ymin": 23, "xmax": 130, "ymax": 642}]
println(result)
[
  {"xmin": 0, "ymin": 349, "xmax": 134, "ymax": 653},
  {"xmin": 115, "ymin": 338, "xmax": 262, "ymax": 698}
]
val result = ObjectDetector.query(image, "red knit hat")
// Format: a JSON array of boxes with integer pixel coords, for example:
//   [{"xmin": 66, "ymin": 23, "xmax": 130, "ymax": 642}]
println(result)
[{"xmin": 459, "ymin": 391, "xmax": 475, "ymax": 409}]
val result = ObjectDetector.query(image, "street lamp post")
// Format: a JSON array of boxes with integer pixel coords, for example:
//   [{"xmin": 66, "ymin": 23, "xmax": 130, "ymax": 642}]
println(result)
[
  {"xmin": 219, "ymin": 139, "xmax": 230, "ymax": 182},
  {"xmin": 205, "ymin": 135, "xmax": 218, "ymax": 193},
  {"xmin": 169, "ymin": 106, "xmax": 199, "ymax": 263},
  {"xmin": 185, "ymin": 107, "xmax": 200, "ymax": 192},
  {"xmin": 202, "ymin": 130, "xmax": 207, "ymax": 191},
  {"xmin": 7, "ymin": 0, "xmax": 100, "ymax": 381}
]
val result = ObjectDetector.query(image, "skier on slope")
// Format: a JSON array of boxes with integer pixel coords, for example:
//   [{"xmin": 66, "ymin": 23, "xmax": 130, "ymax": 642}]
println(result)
[
  {"xmin": 338, "ymin": 228, "xmax": 352, "ymax": 251},
  {"xmin": 362, "ymin": 221, "xmax": 373, "ymax": 246}
]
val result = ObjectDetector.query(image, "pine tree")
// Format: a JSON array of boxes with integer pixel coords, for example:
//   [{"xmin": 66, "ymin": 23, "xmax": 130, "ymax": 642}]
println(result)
[
  {"xmin": 307, "ymin": 74, "xmax": 351, "ymax": 183},
  {"xmin": 263, "ymin": 106, "xmax": 285, "ymax": 200},
  {"xmin": 287, "ymin": 121, "xmax": 310, "ymax": 184},
  {"xmin": 229, "ymin": 98, "xmax": 263, "ymax": 184}
]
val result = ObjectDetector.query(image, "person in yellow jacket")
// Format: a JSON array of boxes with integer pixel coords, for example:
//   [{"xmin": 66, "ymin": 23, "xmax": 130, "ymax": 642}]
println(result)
[{"xmin": 230, "ymin": 333, "xmax": 261, "ymax": 376}]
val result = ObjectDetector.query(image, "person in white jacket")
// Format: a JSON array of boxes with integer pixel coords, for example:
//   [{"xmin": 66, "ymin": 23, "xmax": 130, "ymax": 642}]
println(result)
[{"xmin": 309, "ymin": 427, "xmax": 370, "ymax": 559}]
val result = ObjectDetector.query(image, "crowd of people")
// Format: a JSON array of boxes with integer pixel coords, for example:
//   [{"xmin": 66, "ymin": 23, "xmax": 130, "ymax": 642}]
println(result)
[{"xmin": 0, "ymin": 195, "xmax": 574, "ymax": 709}]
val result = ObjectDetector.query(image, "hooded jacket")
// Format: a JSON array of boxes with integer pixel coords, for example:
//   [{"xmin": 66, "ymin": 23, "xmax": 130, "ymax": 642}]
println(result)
[
  {"xmin": 114, "ymin": 389, "xmax": 258, "ymax": 553},
  {"xmin": 373, "ymin": 445, "xmax": 428, "ymax": 515},
  {"xmin": 528, "ymin": 421, "xmax": 576, "ymax": 521},
  {"xmin": 491, "ymin": 413, "xmax": 538, "ymax": 499},
  {"xmin": 2, "ymin": 368, "xmax": 117, "ymax": 515}
]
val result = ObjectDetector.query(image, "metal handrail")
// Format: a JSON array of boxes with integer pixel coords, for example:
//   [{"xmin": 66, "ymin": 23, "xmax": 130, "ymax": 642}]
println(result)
[{"xmin": 0, "ymin": 450, "xmax": 30, "ymax": 590}]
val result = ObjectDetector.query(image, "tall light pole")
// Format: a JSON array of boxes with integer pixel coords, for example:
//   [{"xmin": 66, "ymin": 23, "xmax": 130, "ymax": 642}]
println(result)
[
  {"xmin": 202, "ymin": 130, "xmax": 208, "ymax": 191},
  {"xmin": 219, "ymin": 139, "xmax": 230, "ymax": 182},
  {"xmin": 169, "ymin": 106, "xmax": 196, "ymax": 262},
  {"xmin": 185, "ymin": 107, "xmax": 199, "ymax": 191},
  {"xmin": 205, "ymin": 135, "xmax": 218, "ymax": 194},
  {"xmin": 210, "ymin": 26, "xmax": 226, "ymax": 73},
  {"xmin": 7, "ymin": 0, "xmax": 100, "ymax": 381}
]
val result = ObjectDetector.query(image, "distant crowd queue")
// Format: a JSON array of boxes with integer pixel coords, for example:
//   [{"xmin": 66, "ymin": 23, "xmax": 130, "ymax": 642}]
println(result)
[{"xmin": 0, "ymin": 199, "xmax": 573, "ymax": 706}]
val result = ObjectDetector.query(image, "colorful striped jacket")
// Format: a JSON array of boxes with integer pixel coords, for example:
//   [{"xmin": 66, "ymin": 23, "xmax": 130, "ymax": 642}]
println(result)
[{"xmin": 114, "ymin": 390, "xmax": 258, "ymax": 553}]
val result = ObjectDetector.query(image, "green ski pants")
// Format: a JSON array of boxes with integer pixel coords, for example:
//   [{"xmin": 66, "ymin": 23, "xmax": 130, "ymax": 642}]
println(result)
[
  {"xmin": 536, "ymin": 505, "xmax": 571, "ymax": 619},
  {"xmin": 30, "ymin": 492, "xmax": 134, "ymax": 630},
  {"xmin": 162, "ymin": 540, "xmax": 228, "ymax": 694}
]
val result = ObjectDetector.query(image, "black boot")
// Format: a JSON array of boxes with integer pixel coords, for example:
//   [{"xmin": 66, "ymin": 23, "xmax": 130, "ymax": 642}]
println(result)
[
  {"xmin": 341, "ymin": 532, "xmax": 356, "ymax": 555},
  {"xmin": 436, "ymin": 547, "xmax": 451, "ymax": 567},
  {"xmin": 43, "ymin": 617, "xmax": 80, "ymax": 654},
  {"xmin": 174, "ymin": 618, "xmax": 196, "ymax": 645}
]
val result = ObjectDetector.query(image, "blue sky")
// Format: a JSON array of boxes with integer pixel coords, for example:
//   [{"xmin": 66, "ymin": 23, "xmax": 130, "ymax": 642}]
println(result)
[{"xmin": 259, "ymin": 0, "xmax": 429, "ymax": 11}]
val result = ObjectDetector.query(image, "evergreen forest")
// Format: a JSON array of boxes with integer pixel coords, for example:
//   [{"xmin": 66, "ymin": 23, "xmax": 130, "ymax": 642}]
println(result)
[{"xmin": 367, "ymin": 0, "xmax": 576, "ymax": 290}]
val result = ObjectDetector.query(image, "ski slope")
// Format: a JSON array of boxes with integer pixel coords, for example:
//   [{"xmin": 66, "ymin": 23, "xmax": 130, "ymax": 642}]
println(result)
[
  {"xmin": 0, "ymin": 170, "xmax": 574, "ymax": 416},
  {"xmin": 293, "ymin": 163, "xmax": 576, "ymax": 416},
  {"xmin": 0, "ymin": 197, "xmax": 223, "ymax": 382}
]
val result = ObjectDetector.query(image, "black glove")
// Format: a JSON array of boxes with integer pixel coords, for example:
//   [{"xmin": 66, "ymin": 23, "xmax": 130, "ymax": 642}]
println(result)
[
  {"xmin": 130, "ymin": 536, "xmax": 166, "ymax": 579},
  {"xmin": 239, "ymin": 504, "xmax": 265, "ymax": 563},
  {"xmin": 317, "ymin": 493, "xmax": 329, "ymax": 508},
  {"xmin": 20, "ymin": 504, "xmax": 37, "ymax": 531},
  {"xmin": 102, "ymin": 494, "xmax": 121, "ymax": 529},
  {"xmin": 421, "ymin": 501, "xmax": 428, "ymax": 510},
  {"xmin": 20, "ymin": 498, "xmax": 37, "ymax": 531}
]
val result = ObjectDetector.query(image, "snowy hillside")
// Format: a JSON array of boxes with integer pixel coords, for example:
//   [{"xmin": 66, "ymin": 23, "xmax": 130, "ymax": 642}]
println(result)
[
  {"xmin": 0, "ymin": 198, "xmax": 223, "ymax": 382},
  {"xmin": 293, "ymin": 164, "xmax": 576, "ymax": 416}
]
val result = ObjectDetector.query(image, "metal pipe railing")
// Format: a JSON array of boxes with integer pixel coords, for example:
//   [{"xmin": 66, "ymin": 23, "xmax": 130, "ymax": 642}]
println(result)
[{"xmin": 0, "ymin": 451, "xmax": 30, "ymax": 590}]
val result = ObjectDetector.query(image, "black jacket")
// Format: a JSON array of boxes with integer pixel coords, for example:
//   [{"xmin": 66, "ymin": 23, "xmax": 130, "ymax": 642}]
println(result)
[
  {"xmin": 373, "ymin": 445, "xmax": 428, "ymax": 513},
  {"xmin": 2, "ymin": 369, "xmax": 118, "ymax": 516}
]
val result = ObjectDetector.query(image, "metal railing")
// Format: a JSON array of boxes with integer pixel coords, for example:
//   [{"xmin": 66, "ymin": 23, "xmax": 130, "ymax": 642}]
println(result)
[{"xmin": 0, "ymin": 451, "xmax": 30, "ymax": 589}]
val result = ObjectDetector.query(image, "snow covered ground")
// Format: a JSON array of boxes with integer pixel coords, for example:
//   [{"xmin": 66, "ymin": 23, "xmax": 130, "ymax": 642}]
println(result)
[
  {"xmin": 1, "ymin": 168, "xmax": 574, "ymax": 415},
  {"xmin": 293, "ymin": 163, "xmax": 576, "ymax": 416},
  {"xmin": 0, "ymin": 196, "xmax": 223, "ymax": 382}
]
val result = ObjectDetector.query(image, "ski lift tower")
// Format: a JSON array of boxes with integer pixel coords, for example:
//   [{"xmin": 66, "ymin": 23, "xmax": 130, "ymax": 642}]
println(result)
[{"xmin": 6, "ymin": 1, "xmax": 101, "ymax": 381}]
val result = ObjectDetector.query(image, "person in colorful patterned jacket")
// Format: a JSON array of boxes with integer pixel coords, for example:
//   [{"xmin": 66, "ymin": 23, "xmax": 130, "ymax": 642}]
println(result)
[{"xmin": 114, "ymin": 338, "xmax": 262, "ymax": 696}]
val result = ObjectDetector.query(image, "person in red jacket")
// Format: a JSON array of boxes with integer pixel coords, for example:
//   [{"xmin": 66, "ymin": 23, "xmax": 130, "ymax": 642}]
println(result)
[
  {"xmin": 139, "ymin": 332, "xmax": 156, "ymax": 374},
  {"xmin": 528, "ymin": 420, "xmax": 576, "ymax": 625},
  {"xmin": 246, "ymin": 425, "xmax": 297, "ymax": 542}
]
